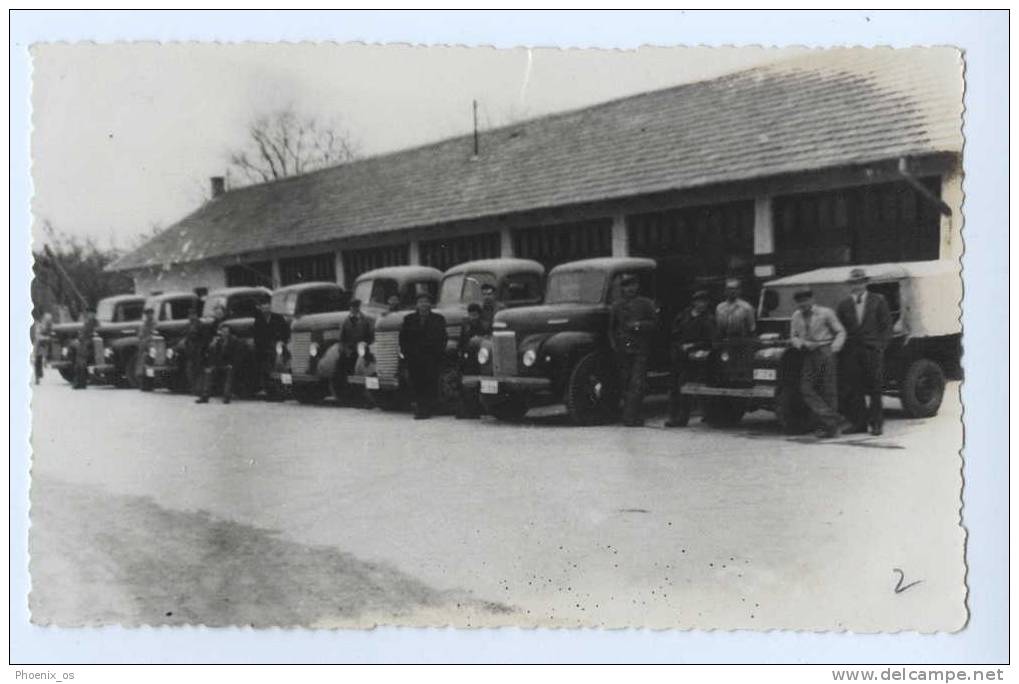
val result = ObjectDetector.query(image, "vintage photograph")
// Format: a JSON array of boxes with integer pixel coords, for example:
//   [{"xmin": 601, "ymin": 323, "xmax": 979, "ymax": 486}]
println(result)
[{"xmin": 28, "ymin": 43, "xmax": 965, "ymax": 631}]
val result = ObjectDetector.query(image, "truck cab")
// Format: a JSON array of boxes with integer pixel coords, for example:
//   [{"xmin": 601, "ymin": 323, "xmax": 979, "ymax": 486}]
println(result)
[
  {"xmin": 269, "ymin": 281, "xmax": 349, "ymax": 398},
  {"xmin": 141, "ymin": 291, "xmax": 203, "ymax": 391},
  {"xmin": 50, "ymin": 294, "xmax": 147, "ymax": 385},
  {"xmin": 364, "ymin": 258, "xmax": 546, "ymax": 412},
  {"xmin": 287, "ymin": 266, "xmax": 441, "ymax": 404},
  {"xmin": 678, "ymin": 260, "xmax": 962, "ymax": 432},
  {"xmin": 463, "ymin": 257, "xmax": 671, "ymax": 424}
]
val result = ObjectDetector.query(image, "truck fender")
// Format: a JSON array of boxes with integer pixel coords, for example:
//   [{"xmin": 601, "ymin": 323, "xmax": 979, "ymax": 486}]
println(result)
[
  {"xmin": 315, "ymin": 340, "xmax": 341, "ymax": 380},
  {"xmin": 538, "ymin": 330, "xmax": 602, "ymax": 367}
]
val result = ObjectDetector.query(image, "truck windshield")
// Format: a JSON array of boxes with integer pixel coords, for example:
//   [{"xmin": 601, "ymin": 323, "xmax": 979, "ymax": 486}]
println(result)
[
  {"xmin": 295, "ymin": 288, "xmax": 348, "ymax": 316},
  {"xmin": 148, "ymin": 297, "xmax": 194, "ymax": 321},
  {"xmin": 98, "ymin": 299, "xmax": 144, "ymax": 322},
  {"xmin": 759, "ymin": 283, "xmax": 852, "ymax": 319},
  {"xmin": 544, "ymin": 271, "xmax": 606, "ymax": 305},
  {"xmin": 439, "ymin": 272, "xmax": 498, "ymax": 305},
  {"xmin": 203, "ymin": 292, "xmax": 269, "ymax": 319}
]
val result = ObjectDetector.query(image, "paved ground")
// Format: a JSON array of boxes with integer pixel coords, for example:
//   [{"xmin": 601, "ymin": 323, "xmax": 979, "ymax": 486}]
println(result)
[{"xmin": 28, "ymin": 372, "xmax": 966, "ymax": 631}]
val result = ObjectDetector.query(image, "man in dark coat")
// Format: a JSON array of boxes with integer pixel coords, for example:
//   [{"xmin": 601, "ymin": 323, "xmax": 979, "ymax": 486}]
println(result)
[
  {"xmin": 399, "ymin": 292, "xmax": 447, "ymax": 419},
  {"xmin": 608, "ymin": 273, "xmax": 658, "ymax": 427},
  {"xmin": 455, "ymin": 303, "xmax": 486, "ymax": 419},
  {"xmin": 335, "ymin": 298, "xmax": 375, "ymax": 392},
  {"xmin": 252, "ymin": 300, "xmax": 288, "ymax": 399},
  {"xmin": 836, "ymin": 268, "xmax": 893, "ymax": 435},
  {"xmin": 195, "ymin": 323, "xmax": 242, "ymax": 404},
  {"xmin": 72, "ymin": 308, "xmax": 98, "ymax": 389},
  {"xmin": 180, "ymin": 307, "xmax": 205, "ymax": 393},
  {"xmin": 665, "ymin": 290, "xmax": 717, "ymax": 427},
  {"xmin": 479, "ymin": 282, "xmax": 504, "ymax": 334},
  {"xmin": 136, "ymin": 306, "xmax": 157, "ymax": 391}
]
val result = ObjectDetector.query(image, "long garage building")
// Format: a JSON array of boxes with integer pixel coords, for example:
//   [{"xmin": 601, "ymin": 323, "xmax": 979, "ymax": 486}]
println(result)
[{"xmin": 110, "ymin": 48, "xmax": 964, "ymax": 303}]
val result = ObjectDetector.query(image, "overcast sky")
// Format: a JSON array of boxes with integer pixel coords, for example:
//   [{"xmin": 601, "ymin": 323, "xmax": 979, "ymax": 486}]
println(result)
[{"xmin": 31, "ymin": 43, "xmax": 805, "ymax": 250}]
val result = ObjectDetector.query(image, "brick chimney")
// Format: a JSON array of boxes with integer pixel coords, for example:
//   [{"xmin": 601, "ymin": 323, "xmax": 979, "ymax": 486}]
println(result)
[{"xmin": 210, "ymin": 176, "xmax": 226, "ymax": 198}]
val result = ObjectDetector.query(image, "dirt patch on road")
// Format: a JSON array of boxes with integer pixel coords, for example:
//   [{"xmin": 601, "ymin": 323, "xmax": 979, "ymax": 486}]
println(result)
[{"xmin": 29, "ymin": 476, "xmax": 510, "ymax": 628}]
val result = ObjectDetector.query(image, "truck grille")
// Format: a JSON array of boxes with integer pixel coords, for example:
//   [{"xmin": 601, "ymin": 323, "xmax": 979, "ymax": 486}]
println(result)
[
  {"xmin": 290, "ymin": 331, "xmax": 312, "ymax": 373},
  {"xmin": 92, "ymin": 337, "xmax": 105, "ymax": 364},
  {"xmin": 492, "ymin": 331, "xmax": 517, "ymax": 377},
  {"xmin": 374, "ymin": 330, "xmax": 400, "ymax": 381}
]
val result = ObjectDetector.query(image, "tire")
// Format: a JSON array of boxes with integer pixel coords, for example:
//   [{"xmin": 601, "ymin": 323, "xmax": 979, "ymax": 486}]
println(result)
[
  {"xmin": 703, "ymin": 398, "xmax": 745, "ymax": 427},
  {"xmin": 487, "ymin": 396, "xmax": 528, "ymax": 422},
  {"xmin": 122, "ymin": 351, "xmax": 140, "ymax": 389},
  {"xmin": 58, "ymin": 367, "xmax": 75, "ymax": 383},
  {"xmin": 900, "ymin": 358, "xmax": 946, "ymax": 418},
  {"xmin": 437, "ymin": 365, "xmax": 462, "ymax": 415},
  {"xmin": 775, "ymin": 385, "xmax": 811, "ymax": 434},
  {"xmin": 565, "ymin": 352, "xmax": 620, "ymax": 426},
  {"xmin": 293, "ymin": 383, "xmax": 327, "ymax": 405}
]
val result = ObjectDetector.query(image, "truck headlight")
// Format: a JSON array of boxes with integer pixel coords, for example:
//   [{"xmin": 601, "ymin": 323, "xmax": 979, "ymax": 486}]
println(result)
[
  {"xmin": 477, "ymin": 347, "xmax": 490, "ymax": 365},
  {"xmin": 148, "ymin": 345, "xmax": 157, "ymax": 357},
  {"xmin": 720, "ymin": 351, "xmax": 730, "ymax": 362},
  {"xmin": 61, "ymin": 346, "xmax": 68, "ymax": 358},
  {"xmin": 309, "ymin": 342, "xmax": 319, "ymax": 357},
  {"xmin": 522, "ymin": 349, "xmax": 537, "ymax": 367},
  {"xmin": 166, "ymin": 347, "xmax": 175, "ymax": 360},
  {"xmin": 275, "ymin": 341, "xmax": 284, "ymax": 355},
  {"xmin": 357, "ymin": 341, "xmax": 367, "ymax": 358},
  {"xmin": 104, "ymin": 348, "xmax": 114, "ymax": 359}
]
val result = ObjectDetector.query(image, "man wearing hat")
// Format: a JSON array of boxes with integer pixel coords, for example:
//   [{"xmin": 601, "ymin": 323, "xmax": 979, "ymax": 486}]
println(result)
[
  {"xmin": 136, "ymin": 305, "xmax": 157, "ymax": 391},
  {"xmin": 72, "ymin": 307, "xmax": 98, "ymax": 390},
  {"xmin": 715, "ymin": 278, "xmax": 756, "ymax": 340},
  {"xmin": 790, "ymin": 288, "xmax": 847, "ymax": 438},
  {"xmin": 609, "ymin": 273, "xmax": 658, "ymax": 427},
  {"xmin": 665, "ymin": 289, "xmax": 717, "ymax": 427},
  {"xmin": 836, "ymin": 267, "xmax": 893, "ymax": 435},
  {"xmin": 399, "ymin": 291, "xmax": 448, "ymax": 419}
]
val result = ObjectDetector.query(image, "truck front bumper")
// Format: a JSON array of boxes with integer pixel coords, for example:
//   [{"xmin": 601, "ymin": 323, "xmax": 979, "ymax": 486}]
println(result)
[
  {"xmin": 87, "ymin": 363, "xmax": 118, "ymax": 383},
  {"xmin": 679, "ymin": 382, "xmax": 777, "ymax": 399},
  {"xmin": 348, "ymin": 374, "xmax": 399, "ymax": 391},
  {"xmin": 461, "ymin": 374, "xmax": 553, "ymax": 400}
]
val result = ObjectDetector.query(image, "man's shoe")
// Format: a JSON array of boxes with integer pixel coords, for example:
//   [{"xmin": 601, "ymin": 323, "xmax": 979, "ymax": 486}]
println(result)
[
  {"xmin": 664, "ymin": 419, "xmax": 686, "ymax": 428},
  {"xmin": 222, "ymin": 397, "xmax": 231, "ymax": 404},
  {"xmin": 195, "ymin": 397, "xmax": 208, "ymax": 404},
  {"xmin": 869, "ymin": 425, "xmax": 883, "ymax": 436},
  {"xmin": 844, "ymin": 424, "xmax": 868, "ymax": 435}
]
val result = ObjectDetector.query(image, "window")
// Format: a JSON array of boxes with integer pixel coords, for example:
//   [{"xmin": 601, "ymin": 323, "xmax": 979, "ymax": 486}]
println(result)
[
  {"xmin": 513, "ymin": 219, "xmax": 612, "ymax": 272},
  {"xmin": 544, "ymin": 271, "xmax": 607, "ymax": 305},
  {"xmin": 157, "ymin": 298, "xmax": 195, "ymax": 321},
  {"xmin": 279, "ymin": 252, "xmax": 336, "ymax": 286},
  {"xmin": 115, "ymin": 301, "xmax": 145, "ymax": 322},
  {"xmin": 502, "ymin": 273, "xmax": 543, "ymax": 306},
  {"xmin": 342, "ymin": 245, "xmax": 409, "ymax": 289},
  {"xmin": 296, "ymin": 288, "xmax": 348, "ymax": 316},
  {"xmin": 420, "ymin": 232, "xmax": 500, "ymax": 272},
  {"xmin": 400, "ymin": 280, "xmax": 438, "ymax": 306},
  {"xmin": 225, "ymin": 261, "xmax": 272, "ymax": 288}
]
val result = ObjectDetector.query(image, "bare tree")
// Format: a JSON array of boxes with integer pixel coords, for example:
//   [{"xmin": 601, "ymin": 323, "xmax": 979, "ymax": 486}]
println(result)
[{"xmin": 227, "ymin": 107, "xmax": 359, "ymax": 185}]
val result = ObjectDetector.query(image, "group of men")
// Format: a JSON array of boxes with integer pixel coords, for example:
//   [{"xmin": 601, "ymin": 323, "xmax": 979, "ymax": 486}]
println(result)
[{"xmin": 611, "ymin": 269, "xmax": 892, "ymax": 436}]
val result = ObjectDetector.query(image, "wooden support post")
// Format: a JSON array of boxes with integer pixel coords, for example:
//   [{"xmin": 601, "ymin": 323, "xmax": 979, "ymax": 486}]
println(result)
[
  {"xmin": 500, "ymin": 227, "xmax": 514, "ymax": 258},
  {"xmin": 753, "ymin": 196, "xmax": 775, "ymax": 278},
  {"xmin": 408, "ymin": 240, "xmax": 421, "ymax": 265},
  {"xmin": 611, "ymin": 214, "xmax": 628, "ymax": 257}
]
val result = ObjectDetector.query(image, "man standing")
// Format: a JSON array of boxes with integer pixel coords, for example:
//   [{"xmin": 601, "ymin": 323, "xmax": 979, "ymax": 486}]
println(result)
[
  {"xmin": 715, "ymin": 278, "xmax": 756, "ymax": 340},
  {"xmin": 385, "ymin": 295, "xmax": 402, "ymax": 315},
  {"xmin": 479, "ymin": 282, "xmax": 503, "ymax": 334},
  {"xmin": 195, "ymin": 323, "xmax": 240, "ymax": 404},
  {"xmin": 665, "ymin": 290, "xmax": 716, "ymax": 427},
  {"xmin": 72, "ymin": 307, "xmax": 98, "ymax": 390},
  {"xmin": 399, "ymin": 292, "xmax": 447, "ymax": 419},
  {"xmin": 609, "ymin": 273, "xmax": 658, "ymax": 427},
  {"xmin": 836, "ymin": 268, "xmax": 893, "ymax": 435},
  {"xmin": 790, "ymin": 289, "xmax": 847, "ymax": 438},
  {"xmin": 252, "ymin": 300, "xmax": 288, "ymax": 400},
  {"xmin": 32, "ymin": 312, "xmax": 53, "ymax": 385},
  {"xmin": 181, "ymin": 307, "xmax": 204, "ymax": 393},
  {"xmin": 335, "ymin": 298, "xmax": 374, "ymax": 393},
  {"xmin": 136, "ymin": 306, "xmax": 157, "ymax": 391},
  {"xmin": 455, "ymin": 303, "xmax": 486, "ymax": 419}
]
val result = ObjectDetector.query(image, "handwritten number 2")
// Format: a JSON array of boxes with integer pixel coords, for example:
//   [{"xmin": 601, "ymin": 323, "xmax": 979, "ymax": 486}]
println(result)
[{"xmin": 893, "ymin": 568, "xmax": 922, "ymax": 594}]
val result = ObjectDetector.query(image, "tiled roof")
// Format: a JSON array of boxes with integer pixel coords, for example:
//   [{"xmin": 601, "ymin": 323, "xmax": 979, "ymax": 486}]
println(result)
[{"xmin": 110, "ymin": 48, "xmax": 963, "ymax": 272}]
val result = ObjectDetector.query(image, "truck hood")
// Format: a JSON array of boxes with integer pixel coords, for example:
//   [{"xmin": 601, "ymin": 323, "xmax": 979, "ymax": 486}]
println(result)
[
  {"xmin": 290, "ymin": 310, "xmax": 349, "ymax": 333},
  {"xmin": 493, "ymin": 303, "xmax": 609, "ymax": 339}
]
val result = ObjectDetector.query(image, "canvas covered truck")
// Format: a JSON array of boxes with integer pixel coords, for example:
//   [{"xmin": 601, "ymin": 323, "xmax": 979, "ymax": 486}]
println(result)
[
  {"xmin": 268, "ymin": 281, "xmax": 350, "ymax": 399},
  {"xmin": 676, "ymin": 260, "xmax": 962, "ymax": 432},
  {"xmin": 286, "ymin": 266, "xmax": 441, "ymax": 405},
  {"xmin": 463, "ymin": 257, "xmax": 675, "ymax": 424},
  {"xmin": 48, "ymin": 294, "xmax": 147, "ymax": 385},
  {"xmin": 365, "ymin": 258, "xmax": 546, "ymax": 412}
]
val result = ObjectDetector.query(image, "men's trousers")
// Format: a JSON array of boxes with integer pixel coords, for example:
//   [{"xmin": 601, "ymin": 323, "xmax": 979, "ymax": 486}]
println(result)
[
  {"xmin": 616, "ymin": 351, "xmax": 648, "ymax": 425},
  {"xmin": 800, "ymin": 346, "xmax": 841, "ymax": 431},
  {"xmin": 839, "ymin": 343, "xmax": 885, "ymax": 429}
]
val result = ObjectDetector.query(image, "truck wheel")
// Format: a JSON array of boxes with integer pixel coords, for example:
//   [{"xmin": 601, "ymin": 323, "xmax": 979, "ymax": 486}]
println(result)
[
  {"xmin": 122, "ymin": 352, "xmax": 140, "ymax": 389},
  {"xmin": 900, "ymin": 359, "xmax": 946, "ymax": 418},
  {"xmin": 293, "ymin": 383, "xmax": 327, "ymax": 405},
  {"xmin": 366, "ymin": 388, "xmax": 403, "ymax": 412},
  {"xmin": 775, "ymin": 386, "xmax": 811, "ymax": 434},
  {"xmin": 487, "ymin": 396, "xmax": 528, "ymax": 422},
  {"xmin": 703, "ymin": 398, "xmax": 744, "ymax": 427},
  {"xmin": 565, "ymin": 352, "xmax": 620, "ymax": 426},
  {"xmin": 437, "ymin": 366, "xmax": 462, "ymax": 415},
  {"xmin": 58, "ymin": 367, "xmax": 75, "ymax": 383}
]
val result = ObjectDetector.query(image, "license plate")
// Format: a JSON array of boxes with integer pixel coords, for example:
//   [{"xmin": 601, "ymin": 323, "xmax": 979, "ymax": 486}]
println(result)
[
  {"xmin": 753, "ymin": 368, "xmax": 776, "ymax": 381},
  {"xmin": 281, "ymin": 373, "xmax": 293, "ymax": 385},
  {"xmin": 480, "ymin": 379, "xmax": 499, "ymax": 394},
  {"xmin": 145, "ymin": 367, "xmax": 155, "ymax": 377},
  {"xmin": 365, "ymin": 376, "xmax": 380, "ymax": 390}
]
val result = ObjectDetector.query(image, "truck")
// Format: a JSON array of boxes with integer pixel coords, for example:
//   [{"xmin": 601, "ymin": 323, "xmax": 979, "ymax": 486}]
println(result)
[
  {"xmin": 675, "ymin": 260, "xmax": 963, "ymax": 432},
  {"xmin": 463, "ymin": 257, "xmax": 674, "ymax": 424},
  {"xmin": 365, "ymin": 258, "xmax": 546, "ymax": 413},
  {"xmin": 140, "ymin": 291, "xmax": 203, "ymax": 392},
  {"xmin": 285, "ymin": 266, "xmax": 441, "ymax": 405},
  {"xmin": 48, "ymin": 294, "xmax": 147, "ymax": 386}
]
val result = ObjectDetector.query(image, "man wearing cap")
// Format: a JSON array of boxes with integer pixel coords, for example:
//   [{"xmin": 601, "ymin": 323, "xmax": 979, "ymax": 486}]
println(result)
[
  {"xmin": 136, "ymin": 306, "xmax": 157, "ymax": 391},
  {"xmin": 790, "ymin": 289, "xmax": 847, "ymax": 438},
  {"xmin": 479, "ymin": 282, "xmax": 504, "ymax": 334},
  {"xmin": 72, "ymin": 307, "xmax": 98, "ymax": 390},
  {"xmin": 335, "ymin": 298, "xmax": 375, "ymax": 394},
  {"xmin": 609, "ymin": 273, "xmax": 659, "ymax": 427},
  {"xmin": 195, "ymin": 323, "xmax": 241, "ymax": 404},
  {"xmin": 252, "ymin": 300, "xmax": 288, "ymax": 400},
  {"xmin": 715, "ymin": 278, "xmax": 756, "ymax": 340},
  {"xmin": 836, "ymin": 268, "xmax": 893, "ymax": 435},
  {"xmin": 665, "ymin": 290, "xmax": 717, "ymax": 427},
  {"xmin": 399, "ymin": 292, "xmax": 448, "ymax": 419}
]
